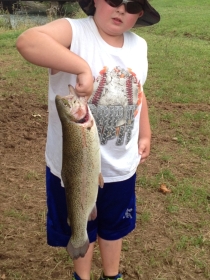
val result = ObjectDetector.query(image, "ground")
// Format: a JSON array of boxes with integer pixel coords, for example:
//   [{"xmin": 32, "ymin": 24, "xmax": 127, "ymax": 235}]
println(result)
[{"xmin": 1, "ymin": 93, "xmax": 209, "ymax": 280}]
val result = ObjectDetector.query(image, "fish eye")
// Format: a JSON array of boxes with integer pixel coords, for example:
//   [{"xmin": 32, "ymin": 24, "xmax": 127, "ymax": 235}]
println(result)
[{"xmin": 63, "ymin": 99, "xmax": 70, "ymax": 107}]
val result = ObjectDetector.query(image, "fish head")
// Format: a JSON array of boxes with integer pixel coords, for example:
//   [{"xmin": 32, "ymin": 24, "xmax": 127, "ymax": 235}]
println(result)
[{"xmin": 55, "ymin": 85, "xmax": 89, "ymax": 123}]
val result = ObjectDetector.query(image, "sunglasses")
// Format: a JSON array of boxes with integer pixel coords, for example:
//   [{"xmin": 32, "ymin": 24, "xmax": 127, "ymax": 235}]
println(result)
[{"xmin": 105, "ymin": 0, "xmax": 143, "ymax": 14}]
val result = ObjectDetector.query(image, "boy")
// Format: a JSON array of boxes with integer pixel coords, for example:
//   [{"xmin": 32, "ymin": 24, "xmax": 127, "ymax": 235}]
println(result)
[{"xmin": 16, "ymin": 0, "xmax": 160, "ymax": 279}]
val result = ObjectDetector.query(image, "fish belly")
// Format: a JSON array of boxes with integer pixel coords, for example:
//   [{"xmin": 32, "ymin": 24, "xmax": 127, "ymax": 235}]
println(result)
[{"xmin": 61, "ymin": 119, "xmax": 100, "ymax": 259}]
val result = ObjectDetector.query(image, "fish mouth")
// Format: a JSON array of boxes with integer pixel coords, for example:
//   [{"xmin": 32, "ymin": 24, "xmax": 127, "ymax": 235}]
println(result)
[{"xmin": 76, "ymin": 106, "xmax": 89, "ymax": 124}]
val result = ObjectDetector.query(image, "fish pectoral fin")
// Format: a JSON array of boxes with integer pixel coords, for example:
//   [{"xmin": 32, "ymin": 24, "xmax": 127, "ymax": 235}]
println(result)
[
  {"xmin": 88, "ymin": 204, "xmax": 97, "ymax": 221},
  {"xmin": 67, "ymin": 217, "xmax": 70, "ymax": 226},
  {"xmin": 99, "ymin": 173, "xmax": 104, "ymax": 188}
]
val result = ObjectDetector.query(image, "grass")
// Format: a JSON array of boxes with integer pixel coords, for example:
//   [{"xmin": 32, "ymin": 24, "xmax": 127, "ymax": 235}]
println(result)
[
  {"xmin": 0, "ymin": 0, "xmax": 210, "ymax": 279},
  {"xmin": 134, "ymin": 0, "xmax": 210, "ymax": 105},
  {"xmin": 134, "ymin": 3, "xmax": 210, "ymax": 278},
  {"xmin": 25, "ymin": 170, "xmax": 39, "ymax": 180},
  {"xmin": 4, "ymin": 209, "xmax": 29, "ymax": 221}
]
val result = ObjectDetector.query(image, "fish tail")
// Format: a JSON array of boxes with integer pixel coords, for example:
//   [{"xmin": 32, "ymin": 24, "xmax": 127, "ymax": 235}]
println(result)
[{"xmin": 66, "ymin": 239, "xmax": 89, "ymax": 260}]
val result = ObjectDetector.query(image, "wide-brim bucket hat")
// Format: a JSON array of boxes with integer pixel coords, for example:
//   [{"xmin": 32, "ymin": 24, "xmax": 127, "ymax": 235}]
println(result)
[{"xmin": 78, "ymin": 0, "xmax": 160, "ymax": 26}]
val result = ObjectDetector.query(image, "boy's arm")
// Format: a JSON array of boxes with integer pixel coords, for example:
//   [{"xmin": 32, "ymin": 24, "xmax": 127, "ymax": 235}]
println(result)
[
  {"xmin": 138, "ymin": 93, "xmax": 151, "ymax": 163},
  {"xmin": 16, "ymin": 18, "xmax": 93, "ymax": 97}
]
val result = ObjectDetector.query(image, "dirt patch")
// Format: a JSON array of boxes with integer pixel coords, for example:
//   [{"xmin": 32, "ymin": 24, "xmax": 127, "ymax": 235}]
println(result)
[{"xmin": 0, "ymin": 93, "xmax": 210, "ymax": 279}]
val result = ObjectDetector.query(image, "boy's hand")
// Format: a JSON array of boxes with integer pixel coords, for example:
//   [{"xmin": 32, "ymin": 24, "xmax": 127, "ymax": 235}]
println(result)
[
  {"xmin": 75, "ymin": 71, "xmax": 94, "ymax": 98},
  {"xmin": 138, "ymin": 137, "xmax": 151, "ymax": 163}
]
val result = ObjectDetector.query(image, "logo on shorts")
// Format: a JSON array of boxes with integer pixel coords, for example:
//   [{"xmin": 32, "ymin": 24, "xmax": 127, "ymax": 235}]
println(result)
[{"xmin": 123, "ymin": 208, "xmax": 133, "ymax": 219}]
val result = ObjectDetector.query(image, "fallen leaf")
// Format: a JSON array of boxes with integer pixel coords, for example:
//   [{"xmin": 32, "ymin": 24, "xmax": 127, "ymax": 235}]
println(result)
[
  {"xmin": 159, "ymin": 184, "xmax": 171, "ymax": 194},
  {"xmin": 32, "ymin": 114, "xmax": 41, "ymax": 118},
  {"xmin": 1, "ymin": 274, "xmax": 6, "ymax": 279}
]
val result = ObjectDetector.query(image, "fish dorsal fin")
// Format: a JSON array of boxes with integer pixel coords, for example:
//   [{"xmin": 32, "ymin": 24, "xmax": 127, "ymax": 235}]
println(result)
[
  {"xmin": 68, "ymin": 84, "xmax": 89, "ymax": 104},
  {"xmin": 68, "ymin": 84, "xmax": 76, "ymax": 98}
]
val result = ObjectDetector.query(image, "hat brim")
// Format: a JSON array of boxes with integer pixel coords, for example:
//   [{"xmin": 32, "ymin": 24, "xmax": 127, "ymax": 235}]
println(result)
[{"xmin": 78, "ymin": 0, "xmax": 160, "ymax": 27}]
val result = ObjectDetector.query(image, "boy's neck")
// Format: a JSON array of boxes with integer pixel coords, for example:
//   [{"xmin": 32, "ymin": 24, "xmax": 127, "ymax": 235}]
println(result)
[{"xmin": 99, "ymin": 31, "xmax": 124, "ymax": 48}]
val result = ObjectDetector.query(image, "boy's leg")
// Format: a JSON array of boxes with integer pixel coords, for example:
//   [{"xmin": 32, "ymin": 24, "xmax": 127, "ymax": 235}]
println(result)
[
  {"xmin": 96, "ymin": 174, "xmax": 137, "ymax": 279},
  {"xmin": 98, "ymin": 237, "xmax": 122, "ymax": 276},
  {"xmin": 73, "ymin": 242, "xmax": 95, "ymax": 280}
]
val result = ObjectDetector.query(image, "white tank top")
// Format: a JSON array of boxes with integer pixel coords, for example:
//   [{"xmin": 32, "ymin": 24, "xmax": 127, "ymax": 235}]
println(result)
[{"xmin": 45, "ymin": 16, "xmax": 148, "ymax": 183}]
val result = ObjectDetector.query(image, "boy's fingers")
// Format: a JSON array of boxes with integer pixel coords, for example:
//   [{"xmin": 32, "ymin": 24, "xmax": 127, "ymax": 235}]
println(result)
[
  {"xmin": 138, "ymin": 144, "xmax": 145, "ymax": 155},
  {"xmin": 138, "ymin": 144, "xmax": 150, "ymax": 163},
  {"xmin": 75, "ymin": 83, "xmax": 93, "ymax": 97},
  {"xmin": 75, "ymin": 73, "xmax": 94, "ymax": 97},
  {"xmin": 140, "ymin": 158, "xmax": 146, "ymax": 163}
]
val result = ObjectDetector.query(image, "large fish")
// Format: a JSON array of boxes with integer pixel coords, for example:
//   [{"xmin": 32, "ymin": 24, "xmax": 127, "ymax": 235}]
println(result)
[{"xmin": 55, "ymin": 85, "xmax": 103, "ymax": 260}]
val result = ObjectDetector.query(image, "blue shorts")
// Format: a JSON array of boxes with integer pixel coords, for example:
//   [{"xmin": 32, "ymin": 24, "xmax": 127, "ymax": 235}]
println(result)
[{"xmin": 46, "ymin": 167, "xmax": 136, "ymax": 247}]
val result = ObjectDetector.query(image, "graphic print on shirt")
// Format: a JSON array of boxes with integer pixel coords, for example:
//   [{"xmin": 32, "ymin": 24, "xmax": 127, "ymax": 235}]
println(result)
[{"xmin": 88, "ymin": 66, "xmax": 143, "ymax": 146}]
